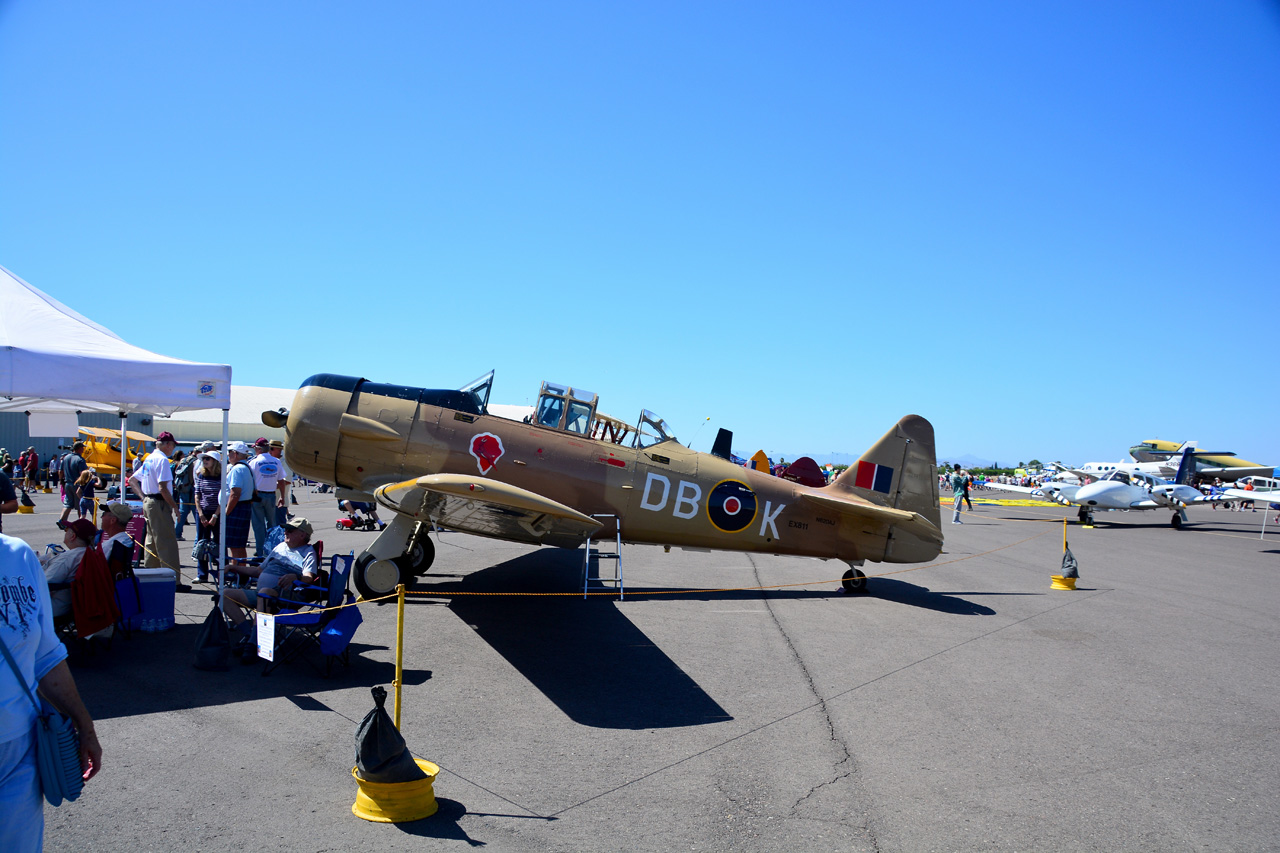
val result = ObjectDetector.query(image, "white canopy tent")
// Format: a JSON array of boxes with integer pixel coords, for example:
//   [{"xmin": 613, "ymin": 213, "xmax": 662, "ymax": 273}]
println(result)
[{"xmin": 1, "ymin": 263, "xmax": 234, "ymax": 594}]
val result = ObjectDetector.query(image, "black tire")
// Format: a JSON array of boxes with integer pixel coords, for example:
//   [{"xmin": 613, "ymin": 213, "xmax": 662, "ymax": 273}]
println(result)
[
  {"xmin": 1077, "ymin": 508, "xmax": 1089, "ymax": 524},
  {"xmin": 841, "ymin": 567, "xmax": 867, "ymax": 594},
  {"xmin": 1171, "ymin": 513, "xmax": 1182, "ymax": 529},
  {"xmin": 395, "ymin": 532, "xmax": 435, "ymax": 577},
  {"xmin": 353, "ymin": 554, "xmax": 404, "ymax": 600}
]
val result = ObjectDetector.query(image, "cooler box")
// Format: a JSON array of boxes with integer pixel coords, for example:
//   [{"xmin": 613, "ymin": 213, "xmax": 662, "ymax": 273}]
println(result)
[{"xmin": 127, "ymin": 568, "xmax": 176, "ymax": 631}]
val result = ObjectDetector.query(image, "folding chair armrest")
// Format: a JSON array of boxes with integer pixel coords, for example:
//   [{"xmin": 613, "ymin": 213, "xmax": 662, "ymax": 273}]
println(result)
[{"xmin": 48, "ymin": 581, "xmax": 72, "ymax": 591}]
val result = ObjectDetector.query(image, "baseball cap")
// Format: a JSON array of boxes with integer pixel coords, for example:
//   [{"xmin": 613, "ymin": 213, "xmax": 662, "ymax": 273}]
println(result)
[
  {"xmin": 228, "ymin": 441, "xmax": 253, "ymax": 455},
  {"xmin": 65, "ymin": 519, "xmax": 98, "ymax": 543},
  {"xmin": 254, "ymin": 437, "xmax": 270, "ymax": 449},
  {"xmin": 157, "ymin": 431, "xmax": 176, "ymax": 443},
  {"xmin": 284, "ymin": 517, "xmax": 313, "ymax": 537},
  {"xmin": 101, "ymin": 501, "xmax": 133, "ymax": 524}
]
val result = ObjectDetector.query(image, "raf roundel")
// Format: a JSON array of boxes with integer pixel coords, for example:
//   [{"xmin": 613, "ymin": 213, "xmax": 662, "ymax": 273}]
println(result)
[{"xmin": 707, "ymin": 480, "xmax": 758, "ymax": 533}]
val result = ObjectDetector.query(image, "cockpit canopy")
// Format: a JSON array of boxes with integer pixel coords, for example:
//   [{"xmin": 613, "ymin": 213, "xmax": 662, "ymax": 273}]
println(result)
[
  {"xmin": 531, "ymin": 380, "xmax": 677, "ymax": 448},
  {"xmin": 1102, "ymin": 470, "xmax": 1165, "ymax": 488}
]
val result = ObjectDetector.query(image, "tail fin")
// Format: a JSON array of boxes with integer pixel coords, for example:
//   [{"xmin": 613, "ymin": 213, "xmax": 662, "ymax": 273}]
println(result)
[{"xmin": 831, "ymin": 415, "xmax": 941, "ymax": 530}]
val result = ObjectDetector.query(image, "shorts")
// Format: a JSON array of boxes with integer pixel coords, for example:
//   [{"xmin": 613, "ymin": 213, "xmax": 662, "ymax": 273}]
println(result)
[{"xmin": 225, "ymin": 503, "xmax": 252, "ymax": 548}]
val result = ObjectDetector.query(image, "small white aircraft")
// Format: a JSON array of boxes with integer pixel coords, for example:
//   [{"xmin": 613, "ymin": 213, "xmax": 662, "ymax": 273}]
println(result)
[
  {"xmin": 1065, "ymin": 441, "xmax": 1198, "ymax": 482},
  {"xmin": 988, "ymin": 452, "xmax": 1216, "ymax": 528}
]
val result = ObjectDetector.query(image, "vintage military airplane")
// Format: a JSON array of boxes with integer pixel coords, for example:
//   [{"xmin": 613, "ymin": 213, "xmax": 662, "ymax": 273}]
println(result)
[
  {"xmin": 265, "ymin": 372, "xmax": 944, "ymax": 598},
  {"xmin": 986, "ymin": 451, "xmax": 1216, "ymax": 528},
  {"xmin": 1129, "ymin": 439, "xmax": 1275, "ymax": 482}
]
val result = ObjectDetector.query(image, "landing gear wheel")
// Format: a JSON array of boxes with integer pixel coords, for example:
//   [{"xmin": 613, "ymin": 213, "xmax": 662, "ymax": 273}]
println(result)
[
  {"xmin": 1077, "ymin": 508, "xmax": 1089, "ymax": 524},
  {"xmin": 395, "ymin": 532, "xmax": 435, "ymax": 577},
  {"xmin": 1171, "ymin": 513, "xmax": 1183, "ymax": 529},
  {"xmin": 841, "ymin": 568, "xmax": 867, "ymax": 594},
  {"xmin": 353, "ymin": 554, "xmax": 404, "ymax": 600}
]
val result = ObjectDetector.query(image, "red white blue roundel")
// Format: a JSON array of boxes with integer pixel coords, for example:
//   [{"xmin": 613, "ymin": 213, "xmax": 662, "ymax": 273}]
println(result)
[{"xmin": 707, "ymin": 480, "xmax": 757, "ymax": 533}]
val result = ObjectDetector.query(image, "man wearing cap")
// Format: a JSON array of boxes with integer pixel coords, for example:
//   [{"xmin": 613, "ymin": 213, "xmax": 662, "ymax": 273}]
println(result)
[
  {"xmin": 57, "ymin": 441, "xmax": 89, "ymax": 528},
  {"xmin": 128, "ymin": 431, "xmax": 187, "ymax": 591},
  {"xmin": 99, "ymin": 501, "xmax": 135, "ymax": 567},
  {"xmin": 248, "ymin": 437, "xmax": 287, "ymax": 558},
  {"xmin": 40, "ymin": 519, "xmax": 98, "ymax": 618},
  {"xmin": 268, "ymin": 439, "xmax": 291, "ymax": 527},
  {"xmin": 220, "ymin": 517, "xmax": 319, "ymax": 663},
  {"xmin": 222, "ymin": 441, "xmax": 258, "ymax": 566}
]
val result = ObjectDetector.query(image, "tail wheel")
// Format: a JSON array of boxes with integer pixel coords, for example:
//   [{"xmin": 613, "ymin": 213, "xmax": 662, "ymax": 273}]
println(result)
[
  {"xmin": 841, "ymin": 567, "xmax": 867, "ymax": 594},
  {"xmin": 396, "ymin": 531, "xmax": 435, "ymax": 577},
  {"xmin": 353, "ymin": 554, "xmax": 404, "ymax": 600}
]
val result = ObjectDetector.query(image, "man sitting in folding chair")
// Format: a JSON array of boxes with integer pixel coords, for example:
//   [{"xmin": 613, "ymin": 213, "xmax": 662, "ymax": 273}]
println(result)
[
  {"xmin": 220, "ymin": 517, "xmax": 319, "ymax": 664},
  {"xmin": 41, "ymin": 519, "xmax": 97, "ymax": 620}
]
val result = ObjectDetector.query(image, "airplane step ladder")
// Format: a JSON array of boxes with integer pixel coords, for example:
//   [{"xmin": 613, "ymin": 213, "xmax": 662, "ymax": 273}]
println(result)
[{"xmin": 583, "ymin": 515, "xmax": 624, "ymax": 600}]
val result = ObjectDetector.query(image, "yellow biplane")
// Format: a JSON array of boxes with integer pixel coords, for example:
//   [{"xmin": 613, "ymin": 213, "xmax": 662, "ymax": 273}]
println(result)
[{"xmin": 77, "ymin": 427, "xmax": 155, "ymax": 476}]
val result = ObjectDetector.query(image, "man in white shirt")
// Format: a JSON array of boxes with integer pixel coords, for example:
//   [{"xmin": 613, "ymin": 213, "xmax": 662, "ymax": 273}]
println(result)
[
  {"xmin": 268, "ymin": 439, "xmax": 291, "ymax": 527},
  {"xmin": 247, "ymin": 437, "xmax": 288, "ymax": 559},
  {"xmin": 128, "ymin": 431, "xmax": 188, "ymax": 592}
]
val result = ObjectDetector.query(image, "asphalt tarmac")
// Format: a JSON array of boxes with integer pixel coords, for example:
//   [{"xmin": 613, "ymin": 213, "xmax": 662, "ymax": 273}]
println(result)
[{"xmin": 8, "ymin": 487, "xmax": 1279, "ymax": 852}]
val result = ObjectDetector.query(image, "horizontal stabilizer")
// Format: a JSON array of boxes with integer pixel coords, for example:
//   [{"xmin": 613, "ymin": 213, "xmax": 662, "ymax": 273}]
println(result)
[{"xmin": 802, "ymin": 491, "xmax": 943, "ymax": 545}]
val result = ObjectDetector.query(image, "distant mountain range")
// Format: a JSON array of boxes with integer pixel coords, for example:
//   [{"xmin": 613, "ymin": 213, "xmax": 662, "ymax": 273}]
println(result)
[{"xmin": 936, "ymin": 453, "xmax": 1000, "ymax": 468}]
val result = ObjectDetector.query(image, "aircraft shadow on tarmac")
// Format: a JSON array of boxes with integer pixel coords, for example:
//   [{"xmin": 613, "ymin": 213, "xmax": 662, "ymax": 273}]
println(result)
[
  {"xmin": 438, "ymin": 550, "xmax": 733, "ymax": 730},
  {"xmin": 418, "ymin": 550, "xmax": 1001, "ymax": 728}
]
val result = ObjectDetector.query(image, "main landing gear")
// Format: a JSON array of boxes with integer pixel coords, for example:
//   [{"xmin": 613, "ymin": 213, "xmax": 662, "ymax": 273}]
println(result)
[
  {"xmin": 1170, "ymin": 510, "xmax": 1188, "ymax": 529},
  {"xmin": 1077, "ymin": 507, "xmax": 1095, "ymax": 526},
  {"xmin": 353, "ymin": 519, "xmax": 436, "ymax": 600},
  {"xmin": 841, "ymin": 564, "xmax": 868, "ymax": 594}
]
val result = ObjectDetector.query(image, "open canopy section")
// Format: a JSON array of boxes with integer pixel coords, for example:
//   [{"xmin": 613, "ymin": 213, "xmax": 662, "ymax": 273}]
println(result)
[{"xmin": 0, "ymin": 264, "xmax": 231, "ymax": 415}]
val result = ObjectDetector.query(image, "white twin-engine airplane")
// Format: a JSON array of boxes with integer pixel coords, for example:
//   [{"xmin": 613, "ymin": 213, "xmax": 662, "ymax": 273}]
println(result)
[{"xmin": 987, "ymin": 450, "xmax": 1217, "ymax": 528}]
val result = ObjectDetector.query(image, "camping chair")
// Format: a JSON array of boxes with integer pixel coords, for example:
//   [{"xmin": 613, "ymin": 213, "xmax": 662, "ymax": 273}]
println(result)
[
  {"xmin": 50, "ymin": 545, "xmax": 121, "ymax": 655},
  {"xmin": 260, "ymin": 552, "xmax": 360, "ymax": 677},
  {"xmin": 106, "ymin": 538, "xmax": 142, "ymax": 639}
]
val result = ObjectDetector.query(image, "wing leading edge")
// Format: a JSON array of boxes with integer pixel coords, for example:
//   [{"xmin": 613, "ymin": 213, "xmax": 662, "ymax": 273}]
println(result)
[{"xmin": 374, "ymin": 474, "xmax": 603, "ymax": 548}]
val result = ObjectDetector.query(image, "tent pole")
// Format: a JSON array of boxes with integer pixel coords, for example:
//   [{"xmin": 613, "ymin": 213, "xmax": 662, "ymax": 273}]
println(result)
[
  {"xmin": 218, "ymin": 411, "xmax": 229, "ymax": 612},
  {"xmin": 119, "ymin": 412, "xmax": 127, "ymax": 497}
]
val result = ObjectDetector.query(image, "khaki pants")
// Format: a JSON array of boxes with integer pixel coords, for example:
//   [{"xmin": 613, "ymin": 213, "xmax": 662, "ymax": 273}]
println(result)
[{"xmin": 143, "ymin": 496, "xmax": 181, "ymax": 575}]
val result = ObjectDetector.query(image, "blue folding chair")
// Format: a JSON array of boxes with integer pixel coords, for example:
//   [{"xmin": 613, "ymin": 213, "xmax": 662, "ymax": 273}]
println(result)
[{"xmin": 261, "ymin": 552, "xmax": 360, "ymax": 676}]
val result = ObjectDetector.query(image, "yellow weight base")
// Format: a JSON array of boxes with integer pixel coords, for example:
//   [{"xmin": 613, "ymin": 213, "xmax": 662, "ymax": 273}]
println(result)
[
  {"xmin": 1050, "ymin": 575, "xmax": 1077, "ymax": 590},
  {"xmin": 16, "ymin": 506, "xmax": 34, "ymax": 514},
  {"xmin": 41, "ymin": 488, "xmax": 53, "ymax": 493},
  {"xmin": 352, "ymin": 759, "xmax": 439, "ymax": 823}
]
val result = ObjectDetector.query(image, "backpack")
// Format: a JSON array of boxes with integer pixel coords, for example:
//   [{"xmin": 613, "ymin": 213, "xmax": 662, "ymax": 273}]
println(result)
[{"xmin": 173, "ymin": 457, "xmax": 196, "ymax": 494}]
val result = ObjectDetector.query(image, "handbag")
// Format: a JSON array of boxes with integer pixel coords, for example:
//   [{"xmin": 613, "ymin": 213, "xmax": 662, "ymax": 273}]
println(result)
[{"xmin": 0, "ymin": 637, "xmax": 84, "ymax": 806}]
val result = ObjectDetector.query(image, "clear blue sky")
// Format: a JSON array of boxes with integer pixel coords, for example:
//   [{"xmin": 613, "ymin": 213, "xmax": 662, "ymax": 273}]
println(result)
[{"xmin": 3, "ymin": 2, "xmax": 1277, "ymax": 466}]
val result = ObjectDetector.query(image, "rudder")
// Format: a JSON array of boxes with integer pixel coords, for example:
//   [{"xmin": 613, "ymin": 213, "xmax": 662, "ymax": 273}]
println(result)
[{"xmin": 831, "ymin": 415, "xmax": 941, "ymax": 531}]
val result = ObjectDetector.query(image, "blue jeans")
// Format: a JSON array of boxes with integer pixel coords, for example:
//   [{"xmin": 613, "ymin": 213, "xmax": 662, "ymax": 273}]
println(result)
[
  {"xmin": 0, "ymin": 729, "xmax": 43, "ymax": 853},
  {"xmin": 174, "ymin": 500, "xmax": 195, "ymax": 538},
  {"xmin": 250, "ymin": 497, "xmax": 273, "ymax": 558}
]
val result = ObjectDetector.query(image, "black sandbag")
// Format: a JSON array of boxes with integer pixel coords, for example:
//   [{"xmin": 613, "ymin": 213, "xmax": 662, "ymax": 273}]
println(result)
[
  {"xmin": 193, "ymin": 604, "xmax": 231, "ymax": 671},
  {"xmin": 356, "ymin": 686, "xmax": 426, "ymax": 783},
  {"xmin": 1061, "ymin": 545, "xmax": 1079, "ymax": 579}
]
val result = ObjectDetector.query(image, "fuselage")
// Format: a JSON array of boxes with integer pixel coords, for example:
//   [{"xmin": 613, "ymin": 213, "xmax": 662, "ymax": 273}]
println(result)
[{"xmin": 282, "ymin": 374, "xmax": 942, "ymax": 564}]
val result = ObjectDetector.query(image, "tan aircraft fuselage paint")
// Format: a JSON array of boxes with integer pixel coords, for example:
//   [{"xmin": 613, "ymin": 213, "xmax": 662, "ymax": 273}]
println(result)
[{"xmin": 283, "ymin": 377, "xmax": 942, "ymax": 565}]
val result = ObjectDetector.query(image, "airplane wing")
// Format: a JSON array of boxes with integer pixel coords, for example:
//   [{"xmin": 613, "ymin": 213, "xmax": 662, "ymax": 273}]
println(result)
[
  {"xmin": 1197, "ymin": 465, "xmax": 1278, "ymax": 481},
  {"xmin": 802, "ymin": 492, "xmax": 943, "ymax": 545},
  {"xmin": 374, "ymin": 474, "xmax": 604, "ymax": 548},
  {"xmin": 1221, "ymin": 489, "xmax": 1280, "ymax": 505},
  {"xmin": 983, "ymin": 481, "xmax": 1043, "ymax": 496}
]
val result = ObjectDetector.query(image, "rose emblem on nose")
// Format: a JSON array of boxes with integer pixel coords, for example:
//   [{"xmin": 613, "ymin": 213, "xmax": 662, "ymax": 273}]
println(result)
[{"xmin": 469, "ymin": 432, "xmax": 505, "ymax": 475}]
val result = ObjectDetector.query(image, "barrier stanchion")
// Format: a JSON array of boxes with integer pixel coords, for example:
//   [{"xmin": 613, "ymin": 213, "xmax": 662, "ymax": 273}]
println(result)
[{"xmin": 394, "ymin": 583, "xmax": 405, "ymax": 730}]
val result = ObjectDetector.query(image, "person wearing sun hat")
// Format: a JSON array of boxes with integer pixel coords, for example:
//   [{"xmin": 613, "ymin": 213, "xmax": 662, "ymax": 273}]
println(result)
[{"xmin": 221, "ymin": 441, "xmax": 258, "ymax": 566}]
